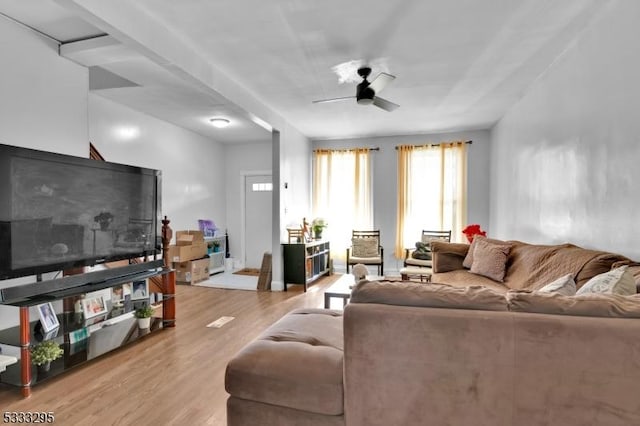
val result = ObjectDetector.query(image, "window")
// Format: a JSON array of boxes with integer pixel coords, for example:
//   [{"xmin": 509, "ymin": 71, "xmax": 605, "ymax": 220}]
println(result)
[
  {"xmin": 395, "ymin": 142, "xmax": 467, "ymax": 257},
  {"xmin": 252, "ymin": 182, "xmax": 273, "ymax": 192},
  {"xmin": 313, "ymin": 148, "xmax": 373, "ymax": 260}
]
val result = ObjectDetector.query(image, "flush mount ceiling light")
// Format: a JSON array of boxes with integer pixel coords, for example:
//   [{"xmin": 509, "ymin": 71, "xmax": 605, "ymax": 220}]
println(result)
[{"xmin": 209, "ymin": 117, "xmax": 230, "ymax": 128}]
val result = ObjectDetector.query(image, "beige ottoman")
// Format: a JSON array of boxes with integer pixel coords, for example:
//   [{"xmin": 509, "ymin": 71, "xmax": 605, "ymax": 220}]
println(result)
[{"xmin": 225, "ymin": 308, "xmax": 345, "ymax": 426}]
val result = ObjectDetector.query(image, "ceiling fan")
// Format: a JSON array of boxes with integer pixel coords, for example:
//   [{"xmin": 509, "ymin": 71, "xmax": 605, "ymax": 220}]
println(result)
[{"xmin": 313, "ymin": 66, "xmax": 399, "ymax": 112}]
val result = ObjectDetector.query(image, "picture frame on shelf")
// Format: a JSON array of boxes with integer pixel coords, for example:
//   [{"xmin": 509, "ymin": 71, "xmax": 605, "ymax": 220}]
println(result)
[
  {"xmin": 37, "ymin": 302, "xmax": 60, "ymax": 333},
  {"xmin": 131, "ymin": 280, "xmax": 149, "ymax": 301},
  {"xmin": 111, "ymin": 285, "xmax": 125, "ymax": 306},
  {"xmin": 83, "ymin": 313, "xmax": 108, "ymax": 327},
  {"xmin": 81, "ymin": 295, "xmax": 108, "ymax": 319},
  {"xmin": 42, "ymin": 327, "xmax": 59, "ymax": 341},
  {"xmin": 69, "ymin": 327, "xmax": 89, "ymax": 344}
]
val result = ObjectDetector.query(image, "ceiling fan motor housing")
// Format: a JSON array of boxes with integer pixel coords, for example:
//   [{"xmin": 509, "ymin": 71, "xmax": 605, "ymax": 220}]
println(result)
[{"xmin": 357, "ymin": 81, "xmax": 375, "ymax": 105}]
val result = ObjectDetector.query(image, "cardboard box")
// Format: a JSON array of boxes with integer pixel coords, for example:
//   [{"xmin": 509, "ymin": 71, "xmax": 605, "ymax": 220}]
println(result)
[
  {"xmin": 174, "ymin": 258, "xmax": 210, "ymax": 284},
  {"xmin": 176, "ymin": 230, "xmax": 204, "ymax": 245},
  {"xmin": 176, "ymin": 234, "xmax": 196, "ymax": 246},
  {"xmin": 167, "ymin": 242, "xmax": 207, "ymax": 263}
]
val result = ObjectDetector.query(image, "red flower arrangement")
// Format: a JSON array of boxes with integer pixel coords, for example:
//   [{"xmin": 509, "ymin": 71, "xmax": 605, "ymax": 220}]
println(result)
[{"xmin": 462, "ymin": 224, "xmax": 486, "ymax": 243}]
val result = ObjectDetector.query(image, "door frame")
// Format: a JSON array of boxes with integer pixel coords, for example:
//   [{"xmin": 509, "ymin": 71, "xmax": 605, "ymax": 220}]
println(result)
[{"xmin": 239, "ymin": 170, "xmax": 272, "ymax": 269}]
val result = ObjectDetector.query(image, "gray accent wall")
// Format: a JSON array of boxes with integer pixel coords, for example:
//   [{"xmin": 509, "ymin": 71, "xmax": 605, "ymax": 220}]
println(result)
[{"xmin": 490, "ymin": 0, "xmax": 640, "ymax": 259}]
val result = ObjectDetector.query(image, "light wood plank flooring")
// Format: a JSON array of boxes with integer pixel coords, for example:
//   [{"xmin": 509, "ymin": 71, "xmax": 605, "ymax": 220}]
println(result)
[{"xmin": 0, "ymin": 275, "xmax": 340, "ymax": 425}]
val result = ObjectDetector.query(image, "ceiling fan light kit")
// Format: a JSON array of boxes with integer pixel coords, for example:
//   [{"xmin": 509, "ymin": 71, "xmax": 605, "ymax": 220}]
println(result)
[{"xmin": 313, "ymin": 66, "xmax": 399, "ymax": 112}]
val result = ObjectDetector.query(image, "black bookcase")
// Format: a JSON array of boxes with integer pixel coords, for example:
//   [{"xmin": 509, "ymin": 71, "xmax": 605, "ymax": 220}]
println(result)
[{"xmin": 282, "ymin": 240, "xmax": 330, "ymax": 291}]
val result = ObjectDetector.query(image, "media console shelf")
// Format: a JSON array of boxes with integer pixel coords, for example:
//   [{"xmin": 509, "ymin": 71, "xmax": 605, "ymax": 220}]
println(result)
[
  {"xmin": 0, "ymin": 260, "xmax": 176, "ymax": 398},
  {"xmin": 282, "ymin": 240, "xmax": 330, "ymax": 291}
]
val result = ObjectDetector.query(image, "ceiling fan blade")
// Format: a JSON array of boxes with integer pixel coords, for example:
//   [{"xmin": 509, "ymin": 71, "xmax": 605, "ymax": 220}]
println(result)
[
  {"xmin": 368, "ymin": 72, "xmax": 395, "ymax": 94},
  {"xmin": 312, "ymin": 96, "xmax": 356, "ymax": 104},
  {"xmin": 373, "ymin": 96, "xmax": 399, "ymax": 112}
]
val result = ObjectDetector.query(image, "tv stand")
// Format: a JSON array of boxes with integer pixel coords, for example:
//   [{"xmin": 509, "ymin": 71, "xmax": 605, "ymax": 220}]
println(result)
[{"xmin": 0, "ymin": 260, "xmax": 176, "ymax": 397}]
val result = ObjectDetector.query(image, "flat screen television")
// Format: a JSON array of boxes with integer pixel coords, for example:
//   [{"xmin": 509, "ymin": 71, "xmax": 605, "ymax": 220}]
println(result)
[{"xmin": 0, "ymin": 143, "xmax": 162, "ymax": 280}]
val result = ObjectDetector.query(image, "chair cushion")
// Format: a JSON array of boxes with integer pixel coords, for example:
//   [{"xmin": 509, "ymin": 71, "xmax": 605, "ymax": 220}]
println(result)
[
  {"xmin": 405, "ymin": 258, "xmax": 432, "ymax": 267},
  {"xmin": 349, "ymin": 256, "xmax": 382, "ymax": 265},
  {"xmin": 351, "ymin": 238, "xmax": 379, "ymax": 257},
  {"xmin": 225, "ymin": 309, "xmax": 344, "ymax": 415}
]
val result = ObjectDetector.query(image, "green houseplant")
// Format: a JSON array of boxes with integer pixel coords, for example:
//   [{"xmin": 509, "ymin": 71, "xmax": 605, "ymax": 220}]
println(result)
[
  {"xmin": 30, "ymin": 340, "xmax": 63, "ymax": 371},
  {"xmin": 135, "ymin": 305, "xmax": 154, "ymax": 329},
  {"xmin": 311, "ymin": 218, "xmax": 327, "ymax": 240}
]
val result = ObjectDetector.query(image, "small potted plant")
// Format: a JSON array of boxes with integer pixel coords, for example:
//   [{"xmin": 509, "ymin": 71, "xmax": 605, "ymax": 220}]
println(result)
[
  {"xmin": 311, "ymin": 218, "xmax": 327, "ymax": 240},
  {"xmin": 94, "ymin": 211, "xmax": 114, "ymax": 231},
  {"xmin": 30, "ymin": 340, "xmax": 64, "ymax": 372},
  {"xmin": 212, "ymin": 241, "xmax": 221, "ymax": 252},
  {"xmin": 134, "ymin": 305, "xmax": 155, "ymax": 329}
]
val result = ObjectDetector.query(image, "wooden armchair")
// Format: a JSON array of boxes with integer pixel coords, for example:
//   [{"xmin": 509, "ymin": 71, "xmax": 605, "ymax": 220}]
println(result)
[
  {"xmin": 346, "ymin": 230, "xmax": 384, "ymax": 275},
  {"xmin": 403, "ymin": 230, "xmax": 451, "ymax": 268}
]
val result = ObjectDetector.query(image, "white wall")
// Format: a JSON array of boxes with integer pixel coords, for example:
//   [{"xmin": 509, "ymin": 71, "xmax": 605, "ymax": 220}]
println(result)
[
  {"xmin": 490, "ymin": 0, "xmax": 640, "ymax": 259},
  {"xmin": 0, "ymin": 19, "xmax": 87, "ymax": 156},
  {"xmin": 313, "ymin": 129, "xmax": 491, "ymax": 272},
  {"xmin": 269, "ymin": 125, "xmax": 312, "ymax": 290},
  {"xmin": 89, "ymin": 95, "xmax": 226, "ymax": 233},
  {"xmin": 0, "ymin": 18, "xmax": 88, "ymax": 326},
  {"xmin": 224, "ymin": 141, "xmax": 273, "ymax": 267}
]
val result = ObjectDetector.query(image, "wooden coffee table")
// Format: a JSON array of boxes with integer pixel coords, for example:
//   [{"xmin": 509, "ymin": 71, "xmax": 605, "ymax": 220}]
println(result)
[{"xmin": 324, "ymin": 274, "xmax": 383, "ymax": 309}]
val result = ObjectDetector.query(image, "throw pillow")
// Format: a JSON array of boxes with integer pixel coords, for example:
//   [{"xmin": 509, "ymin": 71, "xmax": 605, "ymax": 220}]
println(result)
[
  {"xmin": 351, "ymin": 238, "xmax": 379, "ymax": 257},
  {"xmin": 411, "ymin": 241, "xmax": 432, "ymax": 260},
  {"xmin": 575, "ymin": 265, "xmax": 636, "ymax": 295},
  {"xmin": 469, "ymin": 238, "xmax": 511, "ymax": 282},
  {"xmin": 536, "ymin": 274, "xmax": 576, "ymax": 296},
  {"xmin": 462, "ymin": 236, "xmax": 508, "ymax": 269}
]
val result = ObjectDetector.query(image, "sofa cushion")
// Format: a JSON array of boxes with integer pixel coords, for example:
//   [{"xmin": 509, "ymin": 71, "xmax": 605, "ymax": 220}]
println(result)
[
  {"xmin": 469, "ymin": 238, "xmax": 511, "ymax": 282},
  {"xmin": 576, "ymin": 266, "xmax": 636, "ymax": 296},
  {"xmin": 507, "ymin": 291, "xmax": 640, "ymax": 318},
  {"xmin": 536, "ymin": 274, "xmax": 576, "ymax": 296},
  {"xmin": 351, "ymin": 280, "xmax": 508, "ymax": 311},
  {"xmin": 431, "ymin": 269, "xmax": 509, "ymax": 294},
  {"xmin": 430, "ymin": 241, "xmax": 469, "ymax": 273},
  {"xmin": 225, "ymin": 308, "xmax": 344, "ymax": 416}
]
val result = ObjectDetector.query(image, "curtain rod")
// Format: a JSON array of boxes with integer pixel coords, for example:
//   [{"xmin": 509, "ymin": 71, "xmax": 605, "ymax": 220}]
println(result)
[
  {"xmin": 313, "ymin": 147, "xmax": 380, "ymax": 152},
  {"xmin": 394, "ymin": 140, "xmax": 472, "ymax": 150}
]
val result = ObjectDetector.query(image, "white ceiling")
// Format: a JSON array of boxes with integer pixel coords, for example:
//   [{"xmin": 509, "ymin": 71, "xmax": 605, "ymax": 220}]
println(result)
[{"xmin": 0, "ymin": 0, "xmax": 609, "ymax": 142}]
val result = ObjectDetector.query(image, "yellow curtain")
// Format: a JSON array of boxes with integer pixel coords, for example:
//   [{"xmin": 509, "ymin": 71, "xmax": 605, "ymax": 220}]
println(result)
[
  {"xmin": 395, "ymin": 145, "xmax": 413, "ymax": 257},
  {"xmin": 395, "ymin": 141, "xmax": 467, "ymax": 257},
  {"xmin": 313, "ymin": 148, "xmax": 372, "ymax": 261}
]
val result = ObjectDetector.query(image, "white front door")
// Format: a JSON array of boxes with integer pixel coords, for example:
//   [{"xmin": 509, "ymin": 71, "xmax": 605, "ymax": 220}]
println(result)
[{"xmin": 244, "ymin": 175, "xmax": 272, "ymax": 269}]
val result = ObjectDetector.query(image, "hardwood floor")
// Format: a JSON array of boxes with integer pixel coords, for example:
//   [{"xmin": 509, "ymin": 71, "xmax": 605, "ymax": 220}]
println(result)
[{"xmin": 0, "ymin": 275, "xmax": 340, "ymax": 425}]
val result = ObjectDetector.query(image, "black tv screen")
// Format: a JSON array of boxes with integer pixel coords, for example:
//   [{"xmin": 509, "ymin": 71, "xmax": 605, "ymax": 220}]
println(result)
[{"xmin": 0, "ymin": 143, "xmax": 162, "ymax": 280}]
